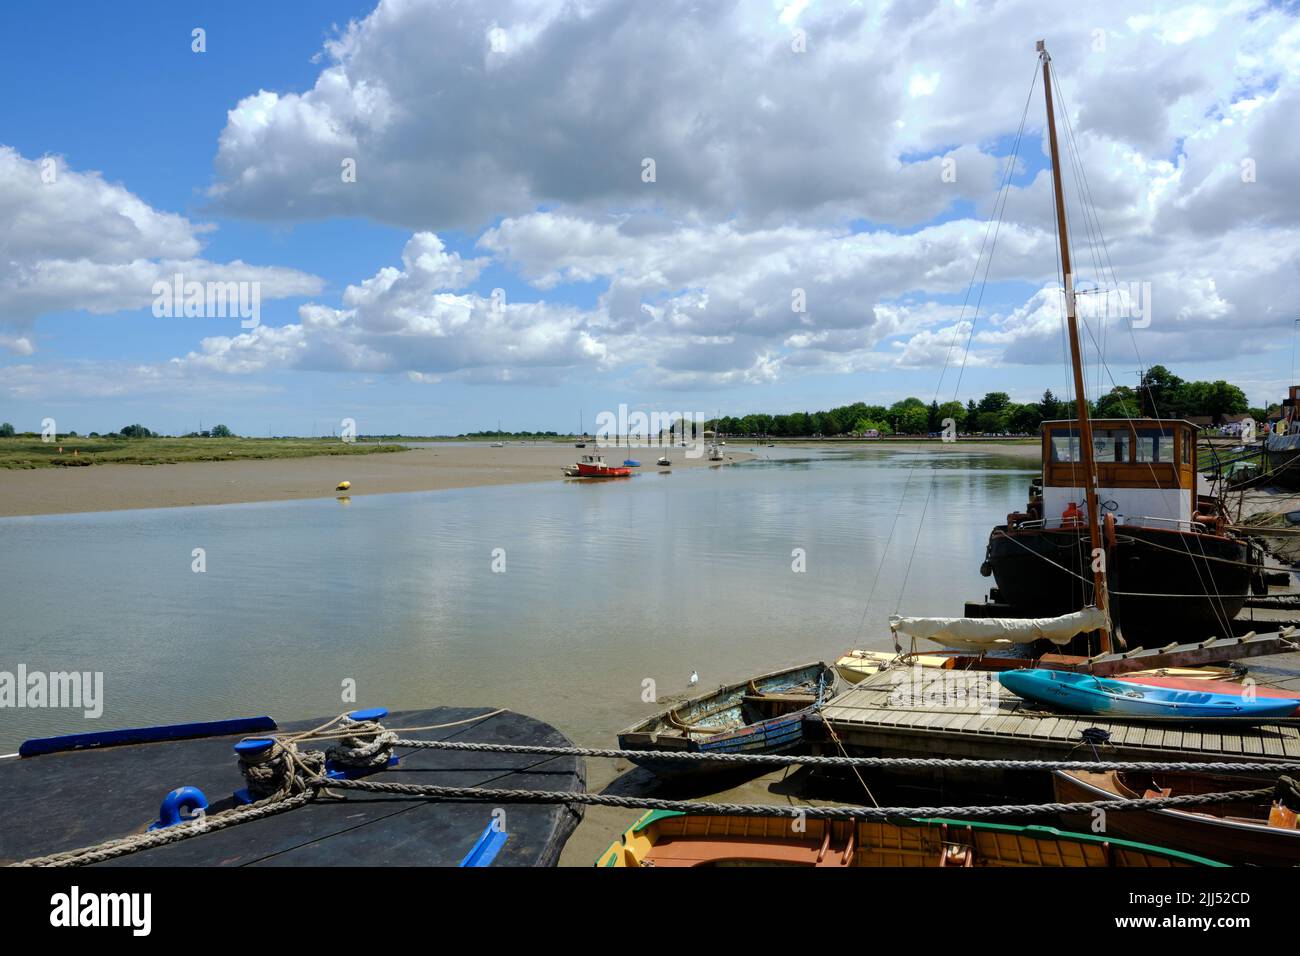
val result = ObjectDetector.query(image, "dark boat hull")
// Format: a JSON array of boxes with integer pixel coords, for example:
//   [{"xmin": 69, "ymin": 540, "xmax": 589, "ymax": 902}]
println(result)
[
  {"xmin": 0, "ymin": 707, "xmax": 584, "ymax": 867},
  {"xmin": 984, "ymin": 525, "xmax": 1259, "ymax": 645},
  {"xmin": 1267, "ymin": 447, "xmax": 1300, "ymax": 489}
]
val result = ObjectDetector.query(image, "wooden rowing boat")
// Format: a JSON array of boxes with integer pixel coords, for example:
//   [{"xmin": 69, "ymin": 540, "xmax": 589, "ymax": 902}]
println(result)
[
  {"xmin": 616, "ymin": 661, "xmax": 839, "ymax": 777},
  {"xmin": 596, "ymin": 810, "xmax": 1225, "ymax": 867},
  {"xmin": 1052, "ymin": 769, "xmax": 1300, "ymax": 867},
  {"xmin": 835, "ymin": 649, "xmax": 953, "ymax": 683}
]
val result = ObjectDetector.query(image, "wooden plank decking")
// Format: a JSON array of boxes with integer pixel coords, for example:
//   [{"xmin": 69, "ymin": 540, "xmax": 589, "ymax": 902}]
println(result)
[{"xmin": 813, "ymin": 668, "xmax": 1300, "ymax": 763}]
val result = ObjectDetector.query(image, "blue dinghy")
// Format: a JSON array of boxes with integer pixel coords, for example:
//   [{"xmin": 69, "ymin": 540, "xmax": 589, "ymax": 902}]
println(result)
[{"xmin": 998, "ymin": 669, "xmax": 1300, "ymax": 721}]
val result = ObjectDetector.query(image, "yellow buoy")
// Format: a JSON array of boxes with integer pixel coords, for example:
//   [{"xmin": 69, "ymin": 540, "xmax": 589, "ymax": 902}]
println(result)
[{"xmin": 336, "ymin": 480, "xmax": 351, "ymax": 491}]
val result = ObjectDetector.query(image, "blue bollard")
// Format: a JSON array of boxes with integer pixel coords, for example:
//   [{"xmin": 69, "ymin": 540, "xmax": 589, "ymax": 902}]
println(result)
[{"xmin": 149, "ymin": 786, "xmax": 209, "ymax": 830}]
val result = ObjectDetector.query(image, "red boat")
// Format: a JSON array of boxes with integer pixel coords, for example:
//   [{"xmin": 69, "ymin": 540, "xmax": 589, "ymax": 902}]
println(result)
[
  {"xmin": 573, "ymin": 454, "xmax": 632, "ymax": 478},
  {"xmin": 1112, "ymin": 673, "xmax": 1300, "ymax": 714}
]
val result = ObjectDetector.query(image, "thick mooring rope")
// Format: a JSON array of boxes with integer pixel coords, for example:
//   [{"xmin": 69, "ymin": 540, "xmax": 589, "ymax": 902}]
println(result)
[
  {"xmin": 323, "ymin": 776, "xmax": 1275, "ymax": 820},
  {"xmin": 12, "ymin": 716, "xmax": 1295, "ymax": 867},
  {"xmin": 392, "ymin": 738, "xmax": 1300, "ymax": 774}
]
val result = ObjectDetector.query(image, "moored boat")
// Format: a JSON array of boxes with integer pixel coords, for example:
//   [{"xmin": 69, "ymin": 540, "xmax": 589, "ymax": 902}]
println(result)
[
  {"xmin": 1052, "ymin": 769, "xmax": 1300, "ymax": 867},
  {"xmin": 1112, "ymin": 673, "xmax": 1300, "ymax": 713},
  {"xmin": 998, "ymin": 668, "xmax": 1300, "ymax": 720},
  {"xmin": 597, "ymin": 810, "xmax": 1225, "ymax": 867},
  {"xmin": 574, "ymin": 454, "xmax": 632, "ymax": 478},
  {"xmin": 972, "ymin": 42, "xmax": 1264, "ymax": 649},
  {"xmin": 616, "ymin": 661, "xmax": 839, "ymax": 777},
  {"xmin": 835, "ymin": 649, "xmax": 954, "ymax": 683},
  {"xmin": 0, "ymin": 706, "xmax": 585, "ymax": 866},
  {"xmin": 980, "ymin": 417, "xmax": 1265, "ymax": 644}
]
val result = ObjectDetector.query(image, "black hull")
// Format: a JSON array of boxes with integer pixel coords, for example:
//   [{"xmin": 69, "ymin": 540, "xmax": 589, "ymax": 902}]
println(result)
[
  {"xmin": 984, "ymin": 525, "xmax": 1260, "ymax": 646},
  {"xmin": 1267, "ymin": 448, "xmax": 1300, "ymax": 490}
]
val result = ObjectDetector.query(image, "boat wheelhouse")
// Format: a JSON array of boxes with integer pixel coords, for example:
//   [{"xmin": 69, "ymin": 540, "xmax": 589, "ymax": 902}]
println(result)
[
  {"xmin": 982, "ymin": 417, "xmax": 1264, "ymax": 644},
  {"xmin": 1037, "ymin": 418, "xmax": 1202, "ymax": 533}
]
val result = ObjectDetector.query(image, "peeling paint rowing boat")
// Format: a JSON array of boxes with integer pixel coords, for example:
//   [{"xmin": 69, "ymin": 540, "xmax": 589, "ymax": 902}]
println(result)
[{"xmin": 616, "ymin": 662, "xmax": 839, "ymax": 777}]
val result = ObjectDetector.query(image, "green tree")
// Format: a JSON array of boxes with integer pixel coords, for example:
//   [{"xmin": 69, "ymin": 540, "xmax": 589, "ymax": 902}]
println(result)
[
  {"xmin": 210, "ymin": 424, "xmax": 234, "ymax": 438},
  {"xmin": 937, "ymin": 401, "xmax": 966, "ymax": 432},
  {"xmin": 1139, "ymin": 365, "xmax": 1183, "ymax": 416},
  {"xmin": 1199, "ymin": 381, "xmax": 1248, "ymax": 422},
  {"xmin": 1006, "ymin": 403, "xmax": 1043, "ymax": 433},
  {"xmin": 0, "ymin": 422, "xmax": 14, "ymax": 437},
  {"xmin": 1095, "ymin": 385, "xmax": 1139, "ymax": 418},
  {"xmin": 853, "ymin": 417, "xmax": 890, "ymax": 435},
  {"xmin": 978, "ymin": 391, "xmax": 1011, "ymax": 414},
  {"xmin": 887, "ymin": 397, "xmax": 927, "ymax": 433},
  {"xmin": 120, "ymin": 424, "xmax": 154, "ymax": 438}
]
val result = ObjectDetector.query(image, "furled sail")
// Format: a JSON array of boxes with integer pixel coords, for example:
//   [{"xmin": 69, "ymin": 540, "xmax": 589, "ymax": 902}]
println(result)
[{"xmin": 888, "ymin": 607, "xmax": 1108, "ymax": 650}]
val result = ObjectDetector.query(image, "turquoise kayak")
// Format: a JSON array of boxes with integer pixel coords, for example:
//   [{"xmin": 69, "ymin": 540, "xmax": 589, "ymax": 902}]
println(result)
[{"xmin": 998, "ymin": 669, "xmax": 1300, "ymax": 720}]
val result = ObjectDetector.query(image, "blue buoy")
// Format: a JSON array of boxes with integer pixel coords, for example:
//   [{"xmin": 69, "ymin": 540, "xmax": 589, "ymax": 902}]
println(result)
[
  {"xmin": 149, "ymin": 786, "xmax": 209, "ymax": 830},
  {"xmin": 348, "ymin": 707, "xmax": 388, "ymax": 722}
]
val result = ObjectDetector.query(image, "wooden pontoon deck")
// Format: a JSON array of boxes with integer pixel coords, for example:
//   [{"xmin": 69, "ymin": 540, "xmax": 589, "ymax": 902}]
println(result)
[{"xmin": 813, "ymin": 668, "xmax": 1300, "ymax": 763}]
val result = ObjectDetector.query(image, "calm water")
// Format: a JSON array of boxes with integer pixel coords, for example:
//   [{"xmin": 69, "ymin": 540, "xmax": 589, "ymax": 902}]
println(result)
[{"xmin": 0, "ymin": 447, "xmax": 1033, "ymax": 751}]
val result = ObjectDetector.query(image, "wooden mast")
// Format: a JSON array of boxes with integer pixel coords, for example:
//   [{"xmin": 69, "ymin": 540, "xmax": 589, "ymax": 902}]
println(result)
[{"xmin": 1038, "ymin": 40, "xmax": 1112, "ymax": 653}]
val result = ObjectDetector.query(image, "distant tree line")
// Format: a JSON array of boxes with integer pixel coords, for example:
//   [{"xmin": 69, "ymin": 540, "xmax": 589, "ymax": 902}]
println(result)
[
  {"xmin": 708, "ymin": 366, "xmax": 1261, "ymax": 438},
  {"xmin": 459, "ymin": 430, "xmax": 562, "ymax": 438},
  {"xmin": 1092, "ymin": 366, "xmax": 1254, "ymax": 422},
  {"xmin": 0, "ymin": 423, "xmax": 236, "ymax": 439}
]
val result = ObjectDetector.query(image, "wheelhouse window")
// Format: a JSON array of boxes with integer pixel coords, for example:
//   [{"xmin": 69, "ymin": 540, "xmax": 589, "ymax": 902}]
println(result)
[
  {"xmin": 1181, "ymin": 428, "xmax": 1192, "ymax": 464},
  {"xmin": 1050, "ymin": 433, "xmax": 1080, "ymax": 462},
  {"xmin": 1135, "ymin": 428, "xmax": 1172, "ymax": 464},
  {"xmin": 1049, "ymin": 428, "xmax": 1129, "ymax": 463},
  {"xmin": 1092, "ymin": 429, "xmax": 1130, "ymax": 463}
]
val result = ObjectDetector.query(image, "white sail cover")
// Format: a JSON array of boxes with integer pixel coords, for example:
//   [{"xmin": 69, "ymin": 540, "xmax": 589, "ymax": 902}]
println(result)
[{"xmin": 888, "ymin": 607, "xmax": 1109, "ymax": 650}]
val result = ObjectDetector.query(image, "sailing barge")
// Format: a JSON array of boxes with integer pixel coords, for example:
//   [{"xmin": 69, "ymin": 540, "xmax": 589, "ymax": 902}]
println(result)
[
  {"xmin": 981, "ymin": 418, "xmax": 1265, "ymax": 641},
  {"xmin": 974, "ymin": 42, "xmax": 1263, "ymax": 648}
]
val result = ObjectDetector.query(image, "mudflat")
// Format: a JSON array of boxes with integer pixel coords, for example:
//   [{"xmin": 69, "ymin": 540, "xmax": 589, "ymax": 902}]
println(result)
[{"xmin": 0, "ymin": 442, "xmax": 755, "ymax": 517}]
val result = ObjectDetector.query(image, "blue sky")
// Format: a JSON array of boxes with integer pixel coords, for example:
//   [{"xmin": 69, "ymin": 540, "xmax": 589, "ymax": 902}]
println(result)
[{"xmin": 2, "ymin": 1, "xmax": 1297, "ymax": 436}]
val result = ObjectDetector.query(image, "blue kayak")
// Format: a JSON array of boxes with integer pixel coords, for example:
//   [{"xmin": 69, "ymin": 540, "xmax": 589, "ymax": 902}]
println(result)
[{"xmin": 998, "ymin": 669, "xmax": 1300, "ymax": 720}]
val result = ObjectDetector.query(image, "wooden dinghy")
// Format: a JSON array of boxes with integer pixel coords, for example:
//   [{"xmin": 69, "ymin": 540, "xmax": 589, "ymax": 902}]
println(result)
[
  {"xmin": 1052, "ymin": 770, "xmax": 1300, "ymax": 867},
  {"xmin": 835, "ymin": 649, "xmax": 954, "ymax": 683},
  {"xmin": 999, "ymin": 668, "xmax": 1300, "ymax": 720},
  {"xmin": 617, "ymin": 662, "xmax": 839, "ymax": 777},
  {"xmin": 0, "ymin": 706, "xmax": 584, "ymax": 867},
  {"xmin": 597, "ymin": 810, "xmax": 1224, "ymax": 867}
]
